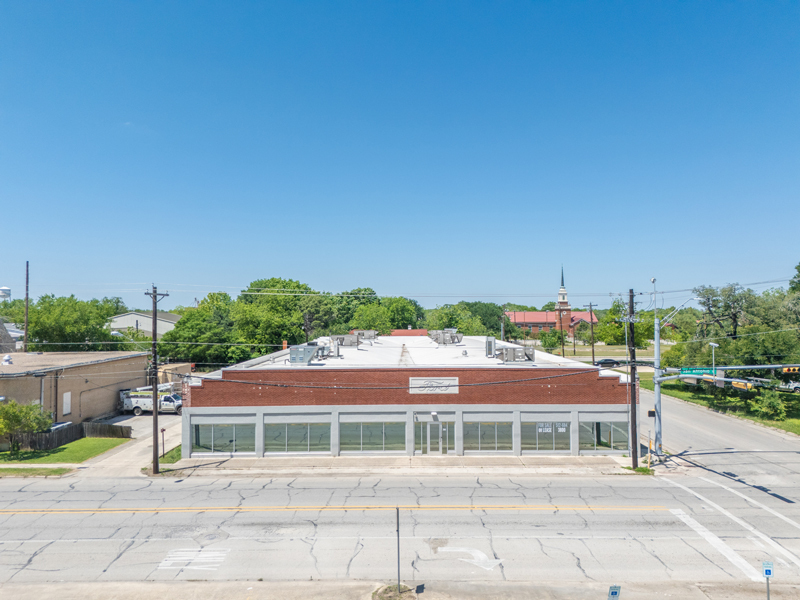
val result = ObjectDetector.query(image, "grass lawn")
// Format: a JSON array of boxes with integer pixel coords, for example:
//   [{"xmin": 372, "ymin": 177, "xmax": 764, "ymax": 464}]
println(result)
[
  {"xmin": 161, "ymin": 445, "xmax": 181, "ymax": 464},
  {"xmin": 0, "ymin": 467, "xmax": 72, "ymax": 477},
  {"xmin": 639, "ymin": 374, "xmax": 800, "ymax": 437},
  {"xmin": 0, "ymin": 437, "xmax": 129, "ymax": 464}
]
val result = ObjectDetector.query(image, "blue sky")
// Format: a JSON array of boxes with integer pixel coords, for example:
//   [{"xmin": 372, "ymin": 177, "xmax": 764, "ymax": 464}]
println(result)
[{"xmin": 1, "ymin": 1, "xmax": 798, "ymax": 310}]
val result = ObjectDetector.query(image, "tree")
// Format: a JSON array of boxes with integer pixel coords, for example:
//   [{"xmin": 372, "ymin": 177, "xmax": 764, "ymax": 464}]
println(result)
[
  {"xmin": 425, "ymin": 304, "xmax": 487, "ymax": 335},
  {"xmin": 350, "ymin": 304, "xmax": 392, "ymax": 334},
  {"xmin": 298, "ymin": 294, "xmax": 337, "ymax": 340},
  {"xmin": 0, "ymin": 401, "xmax": 52, "ymax": 455},
  {"xmin": 694, "ymin": 284, "xmax": 755, "ymax": 339},
  {"xmin": 540, "ymin": 301, "xmax": 557, "ymax": 311},
  {"xmin": 232, "ymin": 278, "xmax": 312, "ymax": 348},
  {"xmin": 1, "ymin": 295, "xmax": 129, "ymax": 351},
  {"xmin": 462, "ymin": 302, "xmax": 504, "ymax": 334},
  {"xmin": 574, "ymin": 321, "xmax": 592, "ymax": 345},
  {"xmin": 381, "ymin": 297, "xmax": 419, "ymax": 330},
  {"xmin": 160, "ymin": 293, "xmax": 251, "ymax": 367},
  {"xmin": 539, "ymin": 329, "xmax": 564, "ymax": 352},
  {"xmin": 505, "ymin": 303, "xmax": 538, "ymax": 311},
  {"xmin": 790, "ymin": 261, "xmax": 800, "ymax": 294},
  {"xmin": 333, "ymin": 288, "xmax": 380, "ymax": 325}
]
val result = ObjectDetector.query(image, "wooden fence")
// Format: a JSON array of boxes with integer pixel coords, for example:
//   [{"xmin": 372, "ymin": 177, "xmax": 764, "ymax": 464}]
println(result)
[{"xmin": 16, "ymin": 422, "xmax": 132, "ymax": 452}]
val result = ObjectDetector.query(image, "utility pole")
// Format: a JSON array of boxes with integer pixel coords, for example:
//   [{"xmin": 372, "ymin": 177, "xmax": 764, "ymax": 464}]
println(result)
[
  {"xmin": 145, "ymin": 285, "xmax": 169, "ymax": 475},
  {"xmin": 500, "ymin": 305, "xmax": 506, "ymax": 341},
  {"xmin": 627, "ymin": 289, "xmax": 639, "ymax": 469},
  {"xmin": 559, "ymin": 308, "xmax": 565, "ymax": 357},
  {"xmin": 584, "ymin": 303, "xmax": 596, "ymax": 364},
  {"xmin": 23, "ymin": 261, "xmax": 29, "ymax": 352}
]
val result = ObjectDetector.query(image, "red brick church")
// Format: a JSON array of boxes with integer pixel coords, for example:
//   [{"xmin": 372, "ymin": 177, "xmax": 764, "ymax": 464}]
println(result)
[{"xmin": 505, "ymin": 269, "xmax": 597, "ymax": 336}]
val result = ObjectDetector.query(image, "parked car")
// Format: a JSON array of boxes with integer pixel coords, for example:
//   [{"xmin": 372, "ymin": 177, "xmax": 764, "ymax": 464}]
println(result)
[{"xmin": 594, "ymin": 358, "xmax": 621, "ymax": 368}]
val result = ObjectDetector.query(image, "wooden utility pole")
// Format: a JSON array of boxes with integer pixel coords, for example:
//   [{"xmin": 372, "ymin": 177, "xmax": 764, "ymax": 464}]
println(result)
[
  {"xmin": 23, "ymin": 261, "xmax": 29, "ymax": 352},
  {"xmin": 145, "ymin": 285, "xmax": 169, "ymax": 474},
  {"xmin": 584, "ymin": 302, "xmax": 596, "ymax": 364},
  {"xmin": 558, "ymin": 309, "xmax": 565, "ymax": 357},
  {"xmin": 628, "ymin": 289, "xmax": 639, "ymax": 469}
]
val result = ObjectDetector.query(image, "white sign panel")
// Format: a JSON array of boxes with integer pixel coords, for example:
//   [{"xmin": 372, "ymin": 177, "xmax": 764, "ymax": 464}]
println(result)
[
  {"xmin": 763, "ymin": 560, "xmax": 774, "ymax": 578},
  {"xmin": 608, "ymin": 586, "xmax": 621, "ymax": 599},
  {"xmin": 409, "ymin": 377, "xmax": 459, "ymax": 394}
]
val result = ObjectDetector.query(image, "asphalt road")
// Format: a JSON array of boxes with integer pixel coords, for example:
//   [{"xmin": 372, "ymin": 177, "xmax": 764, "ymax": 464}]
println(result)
[{"xmin": 1, "ymin": 394, "xmax": 799, "ymax": 596}]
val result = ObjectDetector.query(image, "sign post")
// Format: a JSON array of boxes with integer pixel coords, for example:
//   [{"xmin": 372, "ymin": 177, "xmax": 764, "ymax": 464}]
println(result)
[
  {"xmin": 763, "ymin": 561, "xmax": 773, "ymax": 599},
  {"xmin": 608, "ymin": 585, "xmax": 621, "ymax": 599}
]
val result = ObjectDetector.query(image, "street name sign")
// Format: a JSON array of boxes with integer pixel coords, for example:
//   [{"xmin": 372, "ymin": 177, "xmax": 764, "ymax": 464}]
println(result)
[{"xmin": 680, "ymin": 367, "xmax": 715, "ymax": 375}]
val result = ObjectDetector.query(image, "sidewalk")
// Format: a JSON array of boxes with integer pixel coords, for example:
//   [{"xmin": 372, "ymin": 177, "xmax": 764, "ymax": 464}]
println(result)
[
  {"xmin": 2, "ymin": 580, "xmax": 797, "ymax": 600},
  {"xmin": 164, "ymin": 454, "xmax": 634, "ymax": 478}
]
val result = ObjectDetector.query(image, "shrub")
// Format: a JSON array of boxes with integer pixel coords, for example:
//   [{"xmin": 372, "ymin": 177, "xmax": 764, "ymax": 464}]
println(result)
[
  {"xmin": 752, "ymin": 389, "xmax": 787, "ymax": 421},
  {"xmin": 0, "ymin": 400, "xmax": 53, "ymax": 455}
]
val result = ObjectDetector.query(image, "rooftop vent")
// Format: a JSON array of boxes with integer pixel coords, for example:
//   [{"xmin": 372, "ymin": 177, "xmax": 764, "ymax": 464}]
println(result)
[{"xmin": 428, "ymin": 330, "xmax": 464, "ymax": 345}]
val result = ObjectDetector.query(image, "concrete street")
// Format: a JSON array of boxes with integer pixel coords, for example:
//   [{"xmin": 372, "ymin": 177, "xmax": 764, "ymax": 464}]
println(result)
[{"xmin": 0, "ymin": 394, "xmax": 798, "ymax": 598}]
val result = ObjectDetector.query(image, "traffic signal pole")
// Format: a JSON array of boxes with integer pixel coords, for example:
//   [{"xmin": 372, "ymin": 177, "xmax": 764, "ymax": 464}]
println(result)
[{"xmin": 627, "ymin": 289, "xmax": 639, "ymax": 470}]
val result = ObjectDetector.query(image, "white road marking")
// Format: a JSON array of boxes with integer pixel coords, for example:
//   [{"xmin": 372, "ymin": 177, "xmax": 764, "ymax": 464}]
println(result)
[
  {"xmin": 158, "ymin": 548, "xmax": 230, "ymax": 571},
  {"xmin": 670, "ymin": 509, "xmax": 760, "ymax": 582},
  {"xmin": 660, "ymin": 477, "xmax": 800, "ymax": 571},
  {"xmin": 438, "ymin": 546, "xmax": 503, "ymax": 570},
  {"xmin": 698, "ymin": 476, "xmax": 800, "ymax": 532}
]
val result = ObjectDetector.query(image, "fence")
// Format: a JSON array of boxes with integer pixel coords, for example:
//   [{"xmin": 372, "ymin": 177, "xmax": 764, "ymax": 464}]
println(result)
[{"xmin": 15, "ymin": 422, "xmax": 132, "ymax": 452}]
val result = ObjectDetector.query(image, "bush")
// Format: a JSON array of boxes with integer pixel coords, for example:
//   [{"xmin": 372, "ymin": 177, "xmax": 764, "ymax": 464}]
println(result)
[
  {"xmin": 752, "ymin": 389, "xmax": 786, "ymax": 421},
  {"xmin": 0, "ymin": 400, "xmax": 53, "ymax": 455}
]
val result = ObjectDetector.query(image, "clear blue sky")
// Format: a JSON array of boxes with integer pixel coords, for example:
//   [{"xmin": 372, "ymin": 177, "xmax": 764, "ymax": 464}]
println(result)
[{"xmin": 2, "ymin": 1, "xmax": 798, "ymax": 310}]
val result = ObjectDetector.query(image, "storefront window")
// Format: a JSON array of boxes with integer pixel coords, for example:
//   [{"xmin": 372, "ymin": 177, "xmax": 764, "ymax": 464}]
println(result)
[
  {"xmin": 464, "ymin": 422, "xmax": 513, "ymax": 451},
  {"xmin": 522, "ymin": 422, "xmax": 571, "ymax": 452},
  {"xmin": 264, "ymin": 423, "xmax": 332, "ymax": 452},
  {"xmin": 463, "ymin": 422, "xmax": 480, "ymax": 451},
  {"xmin": 191, "ymin": 423, "xmax": 256, "ymax": 454},
  {"xmin": 339, "ymin": 423, "xmax": 406, "ymax": 452},
  {"xmin": 579, "ymin": 422, "xmax": 627, "ymax": 451}
]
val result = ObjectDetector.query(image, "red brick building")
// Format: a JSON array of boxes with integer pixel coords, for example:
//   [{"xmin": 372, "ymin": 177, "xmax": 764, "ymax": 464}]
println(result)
[{"xmin": 182, "ymin": 334, "xmax": 633, "ymax": 459}]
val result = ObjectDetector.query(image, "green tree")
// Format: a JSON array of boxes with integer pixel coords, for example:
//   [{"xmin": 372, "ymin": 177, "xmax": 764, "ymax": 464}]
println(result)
[
  {"xmin": 539, "ymin": 329, "xmax": 565, "ymax": 352},
  {"xmin": 0, "ymin": 400, "xmax": 52, "ymax": 455},
  {"xmin": 160, "ymin": 293, "xmax": 253, "ymax": 367},
  {"xmin": 505, "ymin": 303, "xmax": 538, "ymax": 311},
  {"xmin": 232, "ymin": 278, "xmax": 312, "ymax": 348},
  {"xmin": 426, "ymin": 304, "xmax": 487, "ymax": 335},
  {"xmin": 333, "ymin": 288, "xmax": 379, "ymax": 325},
  {"xmin": 462, "ymin": 302, "xmax": 504, "ymax": 334},
  {"xmin": 2, "ymin": 295, "xmax": 129, "ymax": 352},
  {"xmin": 790, "ymin": 261, "xmax": 800, "ymax": 294},
  {"xmin": 540, "ymin": 301, "xmax": 557, "ymax": 311},
  {"xmin": 381, "ymin": 297, "xmax": 419, "ymax": 330},
  {"xmin": 350, "ymin": 304, "xmax": 392, "ymax": 334}
]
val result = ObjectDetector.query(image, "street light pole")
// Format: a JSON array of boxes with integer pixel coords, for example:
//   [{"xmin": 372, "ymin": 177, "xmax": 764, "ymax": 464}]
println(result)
[{"xmin": 710, "ymin": 342, "xmax": 719, "ymax": 373}]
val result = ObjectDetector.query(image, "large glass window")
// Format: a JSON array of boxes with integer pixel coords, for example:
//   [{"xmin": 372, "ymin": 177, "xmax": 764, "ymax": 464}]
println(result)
[
  {"xmin": 463, "ymin": 422, "xmax": 513, "ymax": 451},
  {"xmin": 340, "ymin": 422, "xmax": 406, "ymax": 452},
  {"xmin": 579, "ymin": 422, "xmax": 628, "ymax": 451},
  {"xmin": 191, "ymin": 424, "xmax": 256, "ymax": 454},
  {"xmin": 522, "ymin": 422, "xmax": 571, "ymax": 452},
  {"xmin": 265, "ymin": 423, "xmax": 331, "ymax": 452}
]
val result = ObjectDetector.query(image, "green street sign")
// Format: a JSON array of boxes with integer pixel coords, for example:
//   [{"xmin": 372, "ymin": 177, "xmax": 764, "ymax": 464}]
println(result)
[{"xmin": 680, "ymin": 367, "xmax": 715, "ymax": 375}]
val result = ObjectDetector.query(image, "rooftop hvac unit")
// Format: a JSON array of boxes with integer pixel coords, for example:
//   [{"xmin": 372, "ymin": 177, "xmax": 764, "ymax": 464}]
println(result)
[
  {"xmin": 289, "ymin": 346, "xmax": 319, "ymax": 365},
  {"xmin": 331, "ymin": 334, "xmax": 359, "ymax": 347},
  {"xmin": 486, "ymin": 337, "xmax": 496, "ymax": 357},
  {"xmin": 498, "ymin": 347, "xmax": 527, "ymax": 362},
  {"xmin": 428, "ymin": 330, "xmax": 464, "ymax": 345},
  {"xmin": 524, "ymin": 347, "xmax": 535, "ymax": 362},
  {"xmin": 353, "ymin": 330, "xmax": 378, "ymax": 340}
]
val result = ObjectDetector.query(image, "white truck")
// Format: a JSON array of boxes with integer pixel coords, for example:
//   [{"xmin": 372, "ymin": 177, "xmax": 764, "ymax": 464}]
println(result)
[{"xmin": 119, "ymin": 384, "xmax": 183, "ymax": 416}]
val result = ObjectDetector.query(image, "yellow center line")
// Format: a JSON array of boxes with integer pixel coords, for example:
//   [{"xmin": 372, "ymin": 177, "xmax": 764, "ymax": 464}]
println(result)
[{"xmin": 0, "ymin": 504, "xmax": 668, "ymax": 515}]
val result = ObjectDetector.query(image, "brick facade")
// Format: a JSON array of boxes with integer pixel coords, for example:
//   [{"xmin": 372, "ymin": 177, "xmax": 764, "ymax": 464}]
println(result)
[{"xmin": 184, "ymin": 367, "xmax": 630, "ymax": 408}]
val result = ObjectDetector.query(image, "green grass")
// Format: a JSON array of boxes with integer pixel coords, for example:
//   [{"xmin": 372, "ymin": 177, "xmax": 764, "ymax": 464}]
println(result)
[
  {"xmin": 0, "ymin": 467, "xmax": 72, "ymax": 477},
  {"xmin": 0, "ymin": 437, "xmax": 129, "ymax": 464},
  {"xmin": 639, "ymin": 374, "xmax": 800, "ymax": 437},
  {"xmin": 623, "ymin": 466, "xmax": 655, "ymax": 475},
  {"xmin": 161, "ymin": 445, "xmax": 181, "ymax": 464}
]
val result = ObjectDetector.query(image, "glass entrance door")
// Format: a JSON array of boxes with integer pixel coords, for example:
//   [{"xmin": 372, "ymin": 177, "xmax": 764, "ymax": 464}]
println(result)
[{"xmin": 428, "ymin": 423, "xmax": 442, "ymax": 454}]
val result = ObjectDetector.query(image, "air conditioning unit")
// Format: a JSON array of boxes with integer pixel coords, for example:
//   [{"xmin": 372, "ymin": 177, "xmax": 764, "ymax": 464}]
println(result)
[
  {"xmin": 498, "ymin": 347, "xmax": 527, "ymax": 362},
  {"xmin": 486, "ymin": 337, "xmax": 496, "ymax": 357},
  {"xmin": 331, "ymin": 334, "xmax": 359, "ymax": 346},
  {"xmin": 289, "ymin": 346, "xmax": 319, "ymax": 365}
]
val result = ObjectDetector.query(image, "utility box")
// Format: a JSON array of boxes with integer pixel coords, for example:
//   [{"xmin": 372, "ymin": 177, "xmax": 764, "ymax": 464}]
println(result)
[{"xmin": 289, "ymin": 346, "xmax": 318, "ymax": 365}]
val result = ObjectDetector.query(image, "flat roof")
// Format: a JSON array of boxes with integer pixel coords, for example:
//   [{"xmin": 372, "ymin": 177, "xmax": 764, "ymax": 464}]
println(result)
[
  {"xmin": 195, "ymin": 336, "xmax": 627, "ymax": 383},
  {"xmin": 0, "ymin": 352, "xmax": 148, "ymax": 377}
]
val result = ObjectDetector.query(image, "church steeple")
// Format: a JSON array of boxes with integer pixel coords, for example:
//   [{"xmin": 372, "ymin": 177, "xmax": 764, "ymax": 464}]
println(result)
[{"xmin": 558, "ymin": 267, "xmax": 570, "ymax": 308}]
